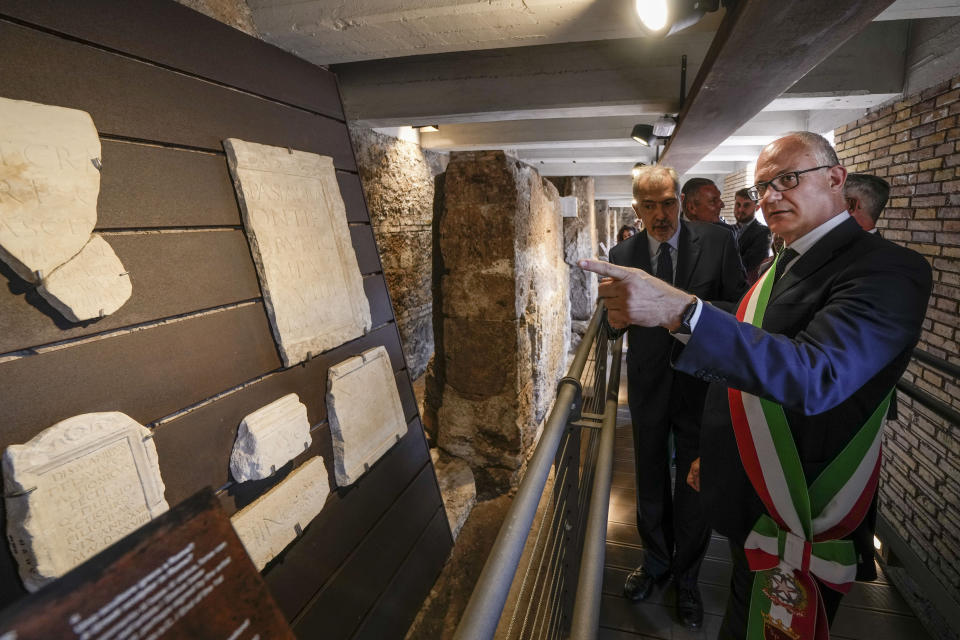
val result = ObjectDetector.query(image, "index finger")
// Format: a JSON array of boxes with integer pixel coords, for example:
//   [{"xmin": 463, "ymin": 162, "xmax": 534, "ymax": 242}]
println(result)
[{"xmin": 578, "ymin": 259, "xmax": 634, "ymax": 280}]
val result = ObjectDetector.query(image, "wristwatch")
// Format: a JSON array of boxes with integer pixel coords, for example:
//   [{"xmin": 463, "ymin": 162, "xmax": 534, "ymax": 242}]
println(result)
[{"xmin": 675, "ymin": 296, "xmax": 699, "ymax": 335}]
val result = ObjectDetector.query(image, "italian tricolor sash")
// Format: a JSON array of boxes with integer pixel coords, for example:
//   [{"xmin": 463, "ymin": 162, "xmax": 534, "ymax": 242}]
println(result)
[{"xmin": 729, "ymin": 254, "xmax": 891, "ymax": 640}]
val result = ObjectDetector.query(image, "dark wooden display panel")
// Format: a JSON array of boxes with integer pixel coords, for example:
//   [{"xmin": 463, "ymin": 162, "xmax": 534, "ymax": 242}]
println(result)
[{"xmin": 0, "ymin": 3, "xmax": 451, "ymax": 636}]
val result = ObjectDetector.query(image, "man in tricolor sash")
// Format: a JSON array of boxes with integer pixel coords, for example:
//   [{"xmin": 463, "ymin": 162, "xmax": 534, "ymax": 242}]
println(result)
[{"xmin": 581, "ymin": 132, "xmax": 932, "ymax": 639}]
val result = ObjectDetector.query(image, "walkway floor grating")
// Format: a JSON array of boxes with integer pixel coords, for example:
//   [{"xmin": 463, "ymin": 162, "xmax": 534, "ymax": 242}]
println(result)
[{"xmin": 602, "ymin": 359, "xmax": 931, "ymax": 639}]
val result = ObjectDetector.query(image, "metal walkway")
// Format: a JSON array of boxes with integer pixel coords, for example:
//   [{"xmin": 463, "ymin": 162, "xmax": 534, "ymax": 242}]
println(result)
[{"xmin": 600, "ymin": 360, "xmax": 932, "ymax": 640}]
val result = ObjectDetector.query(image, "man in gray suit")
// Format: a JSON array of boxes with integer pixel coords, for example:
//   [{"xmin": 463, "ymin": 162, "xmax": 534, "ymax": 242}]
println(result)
[{"xmin": 610, "ymin": 166, "xmax": 746, "ymax": 628}]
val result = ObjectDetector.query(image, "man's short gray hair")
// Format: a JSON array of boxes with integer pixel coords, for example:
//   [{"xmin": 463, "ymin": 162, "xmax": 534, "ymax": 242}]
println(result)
[
  {"xmin": 845, "ymin": 173, "xmax": 890, "ymax": 222},
  {"xmin": 632, "ymin": 165, "xmax": 680, "ymax": 200},
  {"xmin": 784, "ymin": 131, "xmax": 840, "ymax": 166}
]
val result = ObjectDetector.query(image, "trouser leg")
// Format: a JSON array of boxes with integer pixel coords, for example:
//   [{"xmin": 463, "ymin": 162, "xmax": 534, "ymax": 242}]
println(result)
[{"xmin": 629, "ymin": 389, "xmax": 672, "ymax": 578}]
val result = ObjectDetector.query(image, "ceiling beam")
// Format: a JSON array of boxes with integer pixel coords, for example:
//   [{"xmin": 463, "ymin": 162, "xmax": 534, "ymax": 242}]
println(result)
[{"xmin": 660, "ymin": 0, "xmax": 899, "ymax": 174}]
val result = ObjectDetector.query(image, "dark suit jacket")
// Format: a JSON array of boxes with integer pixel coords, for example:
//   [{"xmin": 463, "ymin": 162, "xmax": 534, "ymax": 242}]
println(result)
[
  {"xmin": 675, "ymin": 218, "xmax": 932, "ymax": 574},
  {"xmin": 609, "ymin": 221, "xmax": 747, "ymax": 432},
  {"xmin": 737, "ymin": 218, "xmax": 772, "ymax": 274}
]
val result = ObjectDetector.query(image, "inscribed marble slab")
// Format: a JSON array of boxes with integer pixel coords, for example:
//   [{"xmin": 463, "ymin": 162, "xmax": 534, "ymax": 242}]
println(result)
[
  {"xmin": 230, "ymin": 456, "xmax": 330, "ymax": 571},
  {"xmin": 37, "ymin": 234, "xmax": 132, "ymax": 322},
  {"xmin": 3, "ymin": 412, "xmax": 168, "ymax": 592},
  {"xmin": 0, "ymin": 97, "xmax": 100, "ymax": 283},
  {"xmin": 230, "ymin": 393, "xmax": 312, "ymax": 483},
  {"xmin": 223, "ymin": 139, "xmax": 371, "ymax": 366},
  {"xmin": 327, "ymin": 346, "xmax": 407, "ymax": 486}
]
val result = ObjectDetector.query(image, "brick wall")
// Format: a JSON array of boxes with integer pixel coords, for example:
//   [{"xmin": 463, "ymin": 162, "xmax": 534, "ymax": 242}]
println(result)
[
  {"xmin": 834, "ymin": 74, "xmax": 960, "ymax": 603},
  {"xmin": 720, "ymin": 166, "xmax": 754, "ymax": 225}
]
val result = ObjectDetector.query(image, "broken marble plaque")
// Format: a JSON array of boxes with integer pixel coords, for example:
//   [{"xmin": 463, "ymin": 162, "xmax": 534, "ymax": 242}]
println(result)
[
  {"xmin": 36, "ymin": 234, "xmax": 132, "ymax": 322},
  {"xmin": 3, "ymin": 412, "xmax": 169, "ymax": 592},
  {"xmin": 230, "ymin": 456, "xmax": 330, "ymax": 571},
  {"xmin": 223, "ymin": 139, "xmax": 371, "ymax": 367},
  {"xmin": 327, "ymin": 346, "xmax": 407, "ymax": 486},
  {"xmin": 230, "ymin": 393, "xmax": 312, "ymax": 483},
  {"xmin": 0, "ymin": 97, "xmax": 100, "ymax": 283}
]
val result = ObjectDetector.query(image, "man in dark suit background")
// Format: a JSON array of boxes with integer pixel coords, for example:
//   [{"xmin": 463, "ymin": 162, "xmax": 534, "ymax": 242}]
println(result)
[
  {"xmin": 584, "ymin": 132, "xmax": 931, "ymax": 639},
  {"xmin": 845, "ymin": 172, "xmax": 890, "ymax": 234},
  {"xmin": 609, "ymin": 165, "xmax": 746, "ymax": 628},
  {"xmin": 681, "ymin": 177, "xmax": 738, "ymax": 237},
  {"xmin": 732, "ymin": 187, "xmax": 772, "ymax": 283}
]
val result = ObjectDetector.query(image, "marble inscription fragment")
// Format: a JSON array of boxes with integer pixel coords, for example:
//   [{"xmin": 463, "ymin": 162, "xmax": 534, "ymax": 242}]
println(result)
[
  {"xmin": 0, "ymin": 97, "xmax": 99, "ymax": 283},
  {"xmin": 3, "ymin": 412, "xmax": 168, "ymax": 591},
  {"xmin": 0, "ymin": 97, "xmax": 131, "ymax": 322},
  {"xmin": 230, "ymin": 456, "xmax": 330, "ymax": 570},
  {"xmin": 230, "ymin": 393, "xmax": 312, "ymax": 483},
  {"xmin": 37, "ymin": 235, "xmax": 133, "ymax": 322},
  {"xmin": 223, "ymin": 138, "xmax": 371, "ymax": 366},
  {"xmin": 327, "ymin": 346, "xmax": 407, "ymax": 486}
]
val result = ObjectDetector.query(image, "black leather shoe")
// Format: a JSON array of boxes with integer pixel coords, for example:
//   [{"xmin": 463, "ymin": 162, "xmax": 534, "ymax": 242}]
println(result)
[
  {"xmin": 623, "ymin": 566, "xmax": 661, "ymax": 601},
  {"xmin": 676, "ymin": 585, "xmax": 704, "ymax": 628}
]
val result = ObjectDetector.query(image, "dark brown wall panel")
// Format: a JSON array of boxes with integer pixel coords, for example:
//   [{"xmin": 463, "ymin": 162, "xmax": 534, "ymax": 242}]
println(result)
[
  {"xmin": 97, "ymin": 141, "xmax": 241, "ymax": 228},
  {"xmin": 0, "ymin": 20, "xmax": 356, "ymax": 169},
  {"xmin": 0, "ymin": 230, "xmax": 260, "ymax": 354},
  {"xmin": 352, "ymin": 510, "xmax": 453, "ymax": 640},
  {"xmin": 339, "ymin": 172, "xmax": 371, "ymax": 224},
  {"xmin": 351, "ymin": 224, "xmax": 382, "ymax": 275},
  {"xmin": 291, "ymin": 467, "xmax": 442, "ymax": 636},
  {"xmin": 364, "ymin": 274, "xmax": 395, "ymax": 327},
  {"xmin": 0, "ymin": 1, "xmax": 344, "ymax": 119},
  {"xmin": 0, "ymin": 303, "xmax": 281, "ymax": 449},
  {"xmin": 264, "ymin": 419, "xmax": 432, "ymax": 620},
  {"xmin": 155, "ymin": 322, "xmax": 411, "ymax": 508}
]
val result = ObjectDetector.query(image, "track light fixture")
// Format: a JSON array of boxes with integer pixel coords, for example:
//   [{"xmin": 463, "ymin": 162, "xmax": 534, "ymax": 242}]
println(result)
[
  {"xmin": 414, "ymin": 125, "xmax": 440, "ymax": 132},
  {"xmin": 653, "ymin": 115, "xmax": 677, "ymax": 137},
  {"xmin": 634, "ymin": 0, "xmax": 728, "ymax": 37},
  {"xmin": 631, "ymin": 124, "xmax": 656, "ymax": 146}
]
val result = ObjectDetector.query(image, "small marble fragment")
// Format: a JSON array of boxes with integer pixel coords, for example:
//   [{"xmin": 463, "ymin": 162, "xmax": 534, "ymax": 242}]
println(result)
[
  {"xmin": 0, "ymin": 97, "xmax": 100, "ymax": 283},
  {"xmin": 3, "ymin": 412, "xmax": 168, "ymax": 592},
  {"xmin": 230, "ymin": 393, "xmax": 312, "ymax": 483},
  {"xmin": 37, "ymin": 234, "xmax": 132, "ymax": 322},
  {"xmin": 223, "ymin": 138, "xmax": 371, "ymax": 366},
  {"xmin": 327, "ymin": 346, "xmax": 407, "ymax": 486},
  {"xmin": 231, "ymin": 456, "xmax": 330, "ymax": 570}
]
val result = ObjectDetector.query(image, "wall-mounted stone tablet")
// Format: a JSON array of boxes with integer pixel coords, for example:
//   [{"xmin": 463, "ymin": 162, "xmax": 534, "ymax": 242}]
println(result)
[
  {"xmin": 2, "ymin": 412, "xmax": 168, "ymax": 592},
  {"xmin": 230, "ymin": 393, "xmax": 312, "ymax": 483},
  {"xmin": 223, "ymin": 138, "xmax": 371, "ymax": 367},
  {"xmin": 0, "ymin": 97, "xmax": 100, "ymax": 284},
  {"xmin": 36, "ymin": 234, "xmax": 132, "ymax": 322},
  {"xmin": 230, "ymin": 456, "xmax": 330, "ymax": 571},
  {"xmin": 327, "ymin": 346, "xmax": 407, "ymax": 486}
]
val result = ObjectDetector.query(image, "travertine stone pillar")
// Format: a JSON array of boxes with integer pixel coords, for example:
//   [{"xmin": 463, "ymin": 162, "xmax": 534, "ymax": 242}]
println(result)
[
  {"xmin": 548, "ymin": 177, "xmax": 598, "ymax": 324},
  {"xmin": 428, "ymin": 151, "xmax": 570, "ymax": 496}
]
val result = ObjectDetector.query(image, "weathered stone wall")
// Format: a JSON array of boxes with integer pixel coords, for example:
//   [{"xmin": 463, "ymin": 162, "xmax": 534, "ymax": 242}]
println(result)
[
  {"xmin": 834, "ymin": 73, "xmax": 960, "ymax": 605},
  {"xmin": 350, "ymin": 126, "xmax": 444, "ymax": 380},
  {"xmin": 595, "ymin": 200, "xmax": 612, "ymax": 256},
  {"xmin": 548, "ymin": 177, "xmax": 598, "ymax": 323},
  {"xmin": 429, "ymin": 151, "xmax": 570, "ymax": 496},
  {"xmin": 175, "ymin": 0, "xmax": 259, "ymax": 36}
]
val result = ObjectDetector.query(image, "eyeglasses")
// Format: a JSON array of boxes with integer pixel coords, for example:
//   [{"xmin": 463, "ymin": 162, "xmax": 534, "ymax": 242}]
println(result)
[{"xmin": 746, "ymin": 165, "xmax": 833, "ymax": 200}]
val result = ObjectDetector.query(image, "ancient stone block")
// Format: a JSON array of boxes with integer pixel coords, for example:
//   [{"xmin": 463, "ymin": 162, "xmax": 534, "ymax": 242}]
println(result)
[
  {"xmin": 428, "ymin": 151, "xmax": 570, "ymax": 496},
  {"xmin": 223, "ymin": 138, "xmax": 371, "ymax": 366},
  {"xmin": 327, "ymin": 345, "xmax": 407, "ymax": 486},
  {"xmin": 3, "ymin": 412, "xmax": 168, "ymax": 592},
  {"xmin": 430, "ymin": 449, "xmax": 476, "ymax": 541},
  {"xmin": 551, "ymin": 177, "xmax": 598, "ymax": 322},
  {"xmin": 37, "ymin": 234, "xmax": 132, "ymax": 323},
  {"xmin": 230, "ymin": 456, "xmax": 330, "ymax": 571},
  {"xmin": 230, "ymin": 393, "xmax": 312, "ymax": 483},
  {"xmin": 0, "ymin": 97, "xmax": 100, "ymax": 284}
]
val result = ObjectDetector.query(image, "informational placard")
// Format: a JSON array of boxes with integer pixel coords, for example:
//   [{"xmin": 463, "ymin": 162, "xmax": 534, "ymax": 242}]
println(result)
[{"xmin": 0, "ymin": 489, "xmax": 294, "ymax": 640}]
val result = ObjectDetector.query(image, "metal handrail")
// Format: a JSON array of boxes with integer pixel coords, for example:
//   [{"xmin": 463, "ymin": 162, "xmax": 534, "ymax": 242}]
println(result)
[
  {"xmin": 899, "ymin": 347, "xmax": 960, "ymax": 425},
  {"xmin": 569, "ymin": 333, "xmax": 623, "ymax": 638},
  {"xmin": 453, "ymin": 304, "xmax": 618, "ymax": 640}
]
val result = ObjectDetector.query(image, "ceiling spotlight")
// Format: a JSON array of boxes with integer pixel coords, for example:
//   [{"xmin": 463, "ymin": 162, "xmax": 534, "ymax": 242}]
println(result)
[
  {"xmin": 653, "ymin": 115, "xmax": 677, "ymax": 137},
  {"xmin": 414, "ymin": 125, "xmax": 440, "ymax": 132},
  {"xmin": 631, "ymin": 124, "xmax": 656, "ymax": 146},
  {"xmin": 635, "ymin": 0, "xmax": 723, "ymax": 37}
]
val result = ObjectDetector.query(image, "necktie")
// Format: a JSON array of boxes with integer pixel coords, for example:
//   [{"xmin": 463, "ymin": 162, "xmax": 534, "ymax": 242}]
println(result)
[
  {"xmin": 774, "ymin": 248, "xmax": 799, "ymax": 282},
  {"xmin": 656, "ymin": 243, "xmax": 673, "ymax": 285}
]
